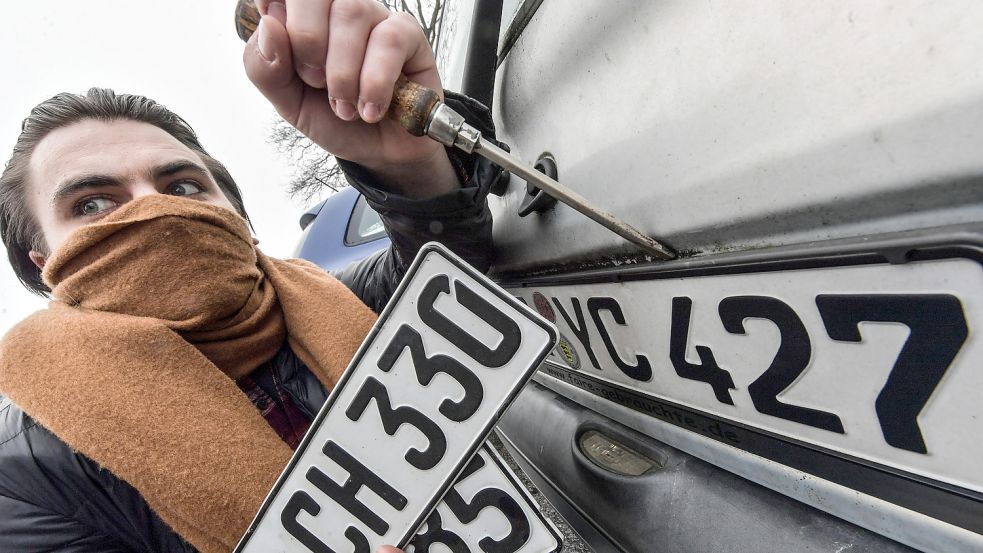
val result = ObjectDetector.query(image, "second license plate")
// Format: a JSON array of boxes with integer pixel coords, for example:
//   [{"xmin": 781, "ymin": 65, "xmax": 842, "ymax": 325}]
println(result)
[{"xmin": 408, "ymin": 442, "xmax": 562, "ymax": 553}]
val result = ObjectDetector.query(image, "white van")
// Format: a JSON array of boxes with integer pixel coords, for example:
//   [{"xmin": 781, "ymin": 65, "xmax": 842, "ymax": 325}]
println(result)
[{"xmin": 438, "ymin": 1, "xmax": 983, "ymax": 551}]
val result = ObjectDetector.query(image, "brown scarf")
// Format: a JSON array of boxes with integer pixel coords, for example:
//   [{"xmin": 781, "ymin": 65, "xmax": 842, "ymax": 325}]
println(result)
[{"xmin": 0, "ymin": 195, "xmax": 378, "ymax": 553}]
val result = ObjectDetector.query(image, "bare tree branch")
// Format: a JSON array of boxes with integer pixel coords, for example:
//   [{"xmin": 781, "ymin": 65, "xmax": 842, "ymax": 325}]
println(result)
[
  {"xmin": 415, "ymin": 0, "xmax": 425, "ymax": 24},
  {"xmin": 268, "ymin": 118, "xmax": 347, "ymax": 203}
]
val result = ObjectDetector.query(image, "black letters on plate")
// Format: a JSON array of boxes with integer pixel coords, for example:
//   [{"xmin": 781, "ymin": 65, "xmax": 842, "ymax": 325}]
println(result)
[
  {"xmin": 306, "ymin": 441, "xmax": 407, "ymax": 536},
  {"xmin": 410, "ymin": 510, "xmax": 470, "ymax": 553},
  {"xmin": 669, "ymin": 297, "xmax": 736, "ymax": 404},
  {"xmin": 587, "ymin": 297, "xmax": 653, "ymax": 381},
  {"xmin": 441, "ymin": 455, "xmax": 531, "ymax": 553},
  {"xmin": 816, "ymin": 294, "xmax": 968, "ymax": 454},
  {"xmin": 552, "ymin": 297, "xmax": 601, "ymax": 370},
  {"xmin": 281, "ymin": 491, "xmax": 370, "ymax": 553},
  {"xmin": 379, "ymin": 325, "xmax": 483, "ymax": 422},
  {"xmin": 347, "ymin": 377, "xmax": 447, "ymax": 470},
  {"xmin": 419, "ymin": 275, "xmax": 521, "ymax": 368},
  {"xmin": 719, "ymin": 296, "xmax": 844, "ymax": 434},
  {"xmin": 408, "ymin": 455, "xmax": 489, "ymax": 553}
]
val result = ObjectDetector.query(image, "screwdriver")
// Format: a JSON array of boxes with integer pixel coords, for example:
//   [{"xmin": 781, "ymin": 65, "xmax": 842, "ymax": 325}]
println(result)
[{"xmin": 235, "ymin": 0, "xmax": 675, "ymax": 259}]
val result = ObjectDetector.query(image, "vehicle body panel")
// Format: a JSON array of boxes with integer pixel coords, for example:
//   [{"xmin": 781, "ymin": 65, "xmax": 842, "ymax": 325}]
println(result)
[
  {"xmin": 488, "ymin": 1, "xmax": 983, "ymax": 271},
  {"xmin": 497, "ymin": 381, "xmax": 919, "ymax": 553},
  {"xmin": 478, "ymin": 1, "xmax": 983, "ymax": 551},
  {"xmin": 296, "ymin": 2, "xmax": 983, "ymax": 550}
]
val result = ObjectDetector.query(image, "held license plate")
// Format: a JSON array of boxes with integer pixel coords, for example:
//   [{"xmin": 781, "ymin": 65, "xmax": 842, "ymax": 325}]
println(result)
[{"xmin": 236, "ymin": 243, "xmax": 557, "ymax": 553}]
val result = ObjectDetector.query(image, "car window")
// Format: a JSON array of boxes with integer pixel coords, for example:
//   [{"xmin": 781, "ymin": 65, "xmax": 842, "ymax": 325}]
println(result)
[{"xmin": 344, "ymin": 194, "xmax": 387, "ymax": 246}]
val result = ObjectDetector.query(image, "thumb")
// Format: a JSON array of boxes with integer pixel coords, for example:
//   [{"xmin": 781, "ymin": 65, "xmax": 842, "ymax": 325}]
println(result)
[{"xmin": 243, "ymin": 14, "xmax": 303, "ymax": 126}]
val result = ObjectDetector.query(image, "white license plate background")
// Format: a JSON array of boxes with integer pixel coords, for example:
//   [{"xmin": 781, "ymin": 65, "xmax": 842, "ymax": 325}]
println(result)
[
  {"xmin": 519, "ymin": 257, "xmax": 982, "ymax": 494},
  {"xmin": 238, "ymin": 244, "xmax": 556, "ymax": 553},
  {"xmin": 407, "ymin": 443, "xmax": 561, "ymax": 553}
]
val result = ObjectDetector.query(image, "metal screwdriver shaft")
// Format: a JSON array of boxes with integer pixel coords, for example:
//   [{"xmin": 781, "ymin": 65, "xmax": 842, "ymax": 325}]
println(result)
[
  {"xmin": 235, "ymin": 0, "xmax": 675, "ymax": 259},
  {"xmin": 392, "ymin": 97, "xmax": 676, "ymax": 260},
  {"xmin": 473, "ymin": 140, "xmax": 675, "ymax": 259}
]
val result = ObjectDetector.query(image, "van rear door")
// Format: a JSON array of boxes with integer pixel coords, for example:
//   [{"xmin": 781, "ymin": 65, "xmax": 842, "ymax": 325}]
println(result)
[{"xmin": 478, "ymin": 1, "xmax": 983, "ymax": 551}]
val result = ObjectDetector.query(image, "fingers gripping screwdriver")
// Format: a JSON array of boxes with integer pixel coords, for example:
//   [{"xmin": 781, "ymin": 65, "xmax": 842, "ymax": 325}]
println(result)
[{"xmin": 235, "ymin": 0, "xmax": 675, "ymax": 260}]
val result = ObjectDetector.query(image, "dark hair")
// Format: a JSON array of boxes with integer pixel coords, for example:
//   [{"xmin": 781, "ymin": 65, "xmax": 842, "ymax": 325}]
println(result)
[{"xmin": 0, "ymin": 88, "xmax": 250, "ymax": 296}]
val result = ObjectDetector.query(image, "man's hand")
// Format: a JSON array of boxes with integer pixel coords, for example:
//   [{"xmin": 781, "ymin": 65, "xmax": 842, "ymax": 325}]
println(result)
[{"xmin": 243, "ymin": 0, "xmax": 459, "ymax": 198}]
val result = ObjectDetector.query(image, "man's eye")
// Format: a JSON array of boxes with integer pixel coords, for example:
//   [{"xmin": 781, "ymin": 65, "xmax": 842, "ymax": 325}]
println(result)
[
  {"xmin": 76, "ymin": 197, "xmax": 117, "ymax": 216},
  {"xmin": 167, "ymin": 181, "xmax": 204, "ymax": 196}
]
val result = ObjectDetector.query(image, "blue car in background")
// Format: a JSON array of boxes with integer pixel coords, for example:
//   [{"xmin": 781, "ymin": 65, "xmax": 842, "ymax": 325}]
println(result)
[{"xmin": 294, "ymin": 186, "xmax": 390, "ymax": 272}]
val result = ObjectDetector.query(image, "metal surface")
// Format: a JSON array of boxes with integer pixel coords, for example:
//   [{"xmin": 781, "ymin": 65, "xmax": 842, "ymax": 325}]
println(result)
[
  {"xmin": 476, "ymin": 138, "xmax": 676, "ymax": 259},
  {"xmin": 427, "ymin": 110, "xmax": 674, "ymax": 257},
  {"xmin": 486, "ymin": 0, "xmax": 983, "ymax": 272},
  {"xmin": 499, "ymin": 380, "xmax": 919, "ymax": 552},
  {"xmin": 422, "ymin": 100, "xmax": 674, "ymax": 257},
  {"xmin": 440, "ymin": 1, "xmax": 983, "ymax": 550},
  {"xmin": 426, "ymin": 104, "xmax": 479, "ymax": 153}
]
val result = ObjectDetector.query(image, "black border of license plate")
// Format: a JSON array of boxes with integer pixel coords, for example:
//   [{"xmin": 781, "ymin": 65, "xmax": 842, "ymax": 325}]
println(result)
[{"xmin": 235, "ymin": 242, "xmax": 557, "ymax": 551}]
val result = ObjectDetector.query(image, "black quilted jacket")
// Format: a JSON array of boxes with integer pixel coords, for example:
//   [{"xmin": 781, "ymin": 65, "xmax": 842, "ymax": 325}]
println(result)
[{"xmin": 0, "ymin": 93, "xmax": 500, "ymax": 552}]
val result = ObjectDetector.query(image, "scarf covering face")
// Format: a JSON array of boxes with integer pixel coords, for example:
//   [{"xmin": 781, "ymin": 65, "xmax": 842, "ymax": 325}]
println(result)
[{"xmin": 0, "ymin": 195, "xmax": 378, "ymax": 553}]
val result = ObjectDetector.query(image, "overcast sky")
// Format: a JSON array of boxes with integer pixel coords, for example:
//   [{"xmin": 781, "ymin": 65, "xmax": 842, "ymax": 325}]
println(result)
[{"xmin": 0, "ymin": 2, "xmax": 316, "ymax": 334}]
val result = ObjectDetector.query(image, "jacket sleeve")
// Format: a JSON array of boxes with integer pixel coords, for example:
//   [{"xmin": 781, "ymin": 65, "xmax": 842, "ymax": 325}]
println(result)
[
  {"xmin": 0, "ymin": 398, "xmax": 197, "ymax": 553},
  {"xmin": 331, "ymin": 92, "xmax": 504, "ymax": 313}
]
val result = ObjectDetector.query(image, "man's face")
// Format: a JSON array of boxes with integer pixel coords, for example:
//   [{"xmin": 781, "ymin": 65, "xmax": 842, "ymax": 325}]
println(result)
[{"xmin": 26, "ymin": 118, "xmax": 237, "ymax": 268}]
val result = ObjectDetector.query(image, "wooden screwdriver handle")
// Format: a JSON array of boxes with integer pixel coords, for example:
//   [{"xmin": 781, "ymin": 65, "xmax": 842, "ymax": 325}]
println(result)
[{"xmin": 235, "ymin": 0, "xmax": 441, "ymax": 136}]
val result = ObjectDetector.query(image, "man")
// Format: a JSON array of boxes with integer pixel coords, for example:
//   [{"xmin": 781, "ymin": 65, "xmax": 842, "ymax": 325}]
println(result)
[{"xmin": 0, "ymin": 1, "xmax": 500, "ymax": 551}]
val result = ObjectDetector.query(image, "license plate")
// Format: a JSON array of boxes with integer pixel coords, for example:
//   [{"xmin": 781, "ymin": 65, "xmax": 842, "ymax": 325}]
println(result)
[
  {"xmin": 515, "ymin": 253, "xmax": 983, "ymax": 497},
  {"xmin": 236, "ymin": 243, "xmax": 557, "ymax": 553},
  {"xmin": 407, "ymin": 443, "xmax": 562, "ymax": 553}
]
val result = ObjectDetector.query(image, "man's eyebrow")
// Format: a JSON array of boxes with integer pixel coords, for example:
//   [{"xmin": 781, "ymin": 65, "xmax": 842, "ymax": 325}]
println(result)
[
  {"xmin": 50, "ymin": 175, "xmax": 120, "ymax": 207},
  {"xmin": 152, "ymin": 160, "xmax": 210, "ymax": 180},
  {"xmin": 49, "ymin": 161, "xmax": 212, "ymax": 207}
]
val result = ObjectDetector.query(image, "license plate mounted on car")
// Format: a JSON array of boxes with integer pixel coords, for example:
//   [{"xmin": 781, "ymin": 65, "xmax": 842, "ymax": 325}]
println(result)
[{"xmin": 511, "ymin": 234, "xmax": 983, "ymax": 539}]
